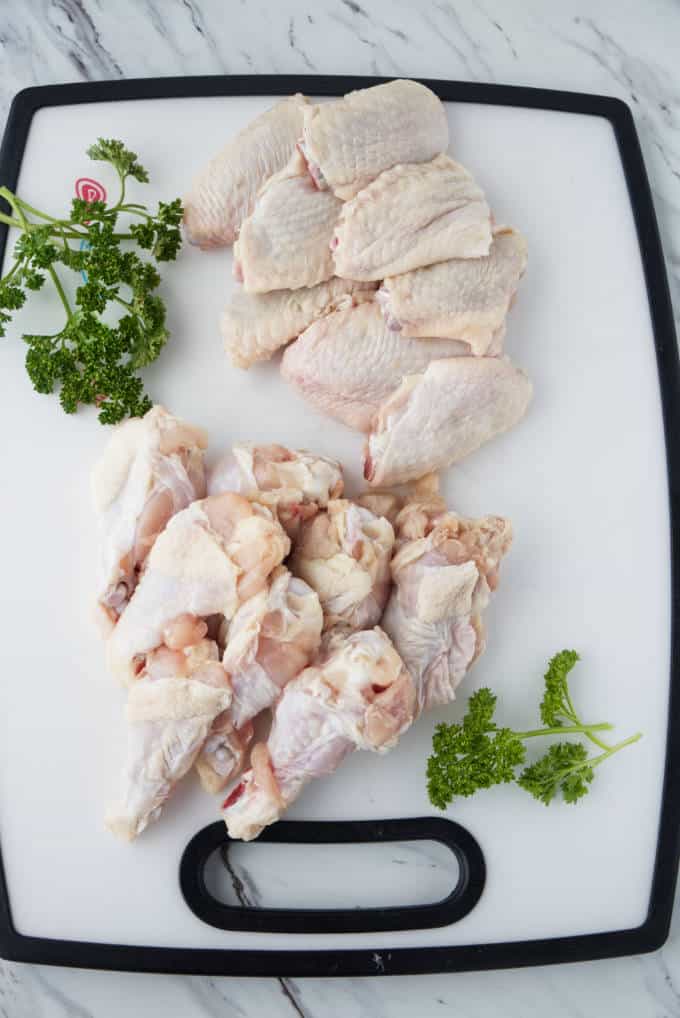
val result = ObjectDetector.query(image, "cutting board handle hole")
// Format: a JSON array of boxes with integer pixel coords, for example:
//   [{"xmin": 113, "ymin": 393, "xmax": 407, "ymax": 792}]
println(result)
[
  {"xmin": 208, "ymin": 839, "xmax": 459, "ymax": 909},
  {"xmin": 179, "ymin": 817, "xmax": 485, "ymax": 934}
]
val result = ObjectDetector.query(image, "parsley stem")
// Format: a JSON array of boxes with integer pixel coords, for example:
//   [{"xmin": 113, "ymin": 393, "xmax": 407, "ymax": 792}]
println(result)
[
  {"xmin": 516, "ymin": 722, "xmax": 613, "ymax": 739},
  {"xmin": 0, "ymin": 211, "xmax": 23, "ymax": 229},
  {"xmin": 582, "ymin": 730, "xmax": 614, "ymax": 752},
  {"xmin": 0, "ymin": 207, "xmax": 88, "ymax": 241},
  {"xmin": 563, "ymin": 688, "xmax": 579, "ymax": 724},
  {"xmin": 116, "ymin": 168, "xmax": 126, "ymax": 209},
  {"xmin": 1, "ymin": 258, "xmax": 23, "ymax": 283},
  {"xmin": 13, "ymin": 197, "xmax": 30, "ymax": 233},
  {"xmin": 0, "ymin": 189, "xmax": 64, "ymax": 226},
  {"xmin": 579, "ymin": 732, "xmax": 642, "ymax": 767},
  {"xmin": 120, "ymin": 206, "xmax": 153, "ymax": 220},
  {"xmin": 47, "ymin": 265, "xmax": 73, "ymax": 322}
]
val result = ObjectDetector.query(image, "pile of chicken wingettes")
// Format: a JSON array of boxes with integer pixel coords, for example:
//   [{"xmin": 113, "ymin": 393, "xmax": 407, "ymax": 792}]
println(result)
[
  {"xmin": 96, "ymin": 408, "xmax": 511, "ymax": 841},
  {"xmin": 184, "ymin": 79, "xmax": 532, "ymax": 485}
]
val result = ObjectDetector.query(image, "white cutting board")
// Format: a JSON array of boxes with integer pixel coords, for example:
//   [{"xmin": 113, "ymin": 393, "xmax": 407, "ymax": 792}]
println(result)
[{"xmin": 0, "ymin": 93, "xmax": 669, "ymax": 954}]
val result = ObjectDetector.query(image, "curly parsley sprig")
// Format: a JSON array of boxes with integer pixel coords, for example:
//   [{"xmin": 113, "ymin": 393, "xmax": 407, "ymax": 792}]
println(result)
[
  {"xmin": 0, "ymin": 139, "xmax": 182, "ymax": 423},
  {"xmin": 427, "ymin": 651, "xmax": 641, "ymax": 810}
]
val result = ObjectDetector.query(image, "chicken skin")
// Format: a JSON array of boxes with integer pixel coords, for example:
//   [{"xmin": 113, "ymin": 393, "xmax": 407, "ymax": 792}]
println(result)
[
  {"xmin": 183, "ymin": 94, "xmax": 308, "ymax": 248},
  {"xmin": 364, "ymin": 356, "xmax": 533, "ymax": 486},
  {"xmin": 290, "ymin": 499, "xmax": 394, "ymax": 632},
  {"xmin": 332, "ymin": 155, "xmax": 492, "ymax": 281},
  {"xmin": 107, "ymin": 493, "xmax": 290, "ymax": 686},
  {"xmin": 106, "ymin": 639, "xmax": 231, "ymax": 840},
  {"xmin": 281, "ymin": 301, "xmax": 469, "ymax": 432},
  {"xmin": 234, "ymin": 150, "xmax": 342, "ymax": 293},
  {"xmin": 208, "ymin": 444, "xmax": 344, "ymax": 539},
  {"xmin": 382, "ymin": 495, "xmax": 512, "ymax": 713},
  {"xmin": 222, "ymin": 278, "xmax": 377, "ymax": 369},
  {"xmin": 377, "ymin": 227, "xmax": 528, "ymax": 354},
  {"xmin": 195, "ymin": 566, "xmax": 323, "ymax": 792},
  {"xmin": 299, "ymin": 79, "xmax": 448, "ymax": 199},
  {"xmin": 221, "ymin": 627, "xmax": 415, "ymax": 840},
  {"xmin": 92, "ymin": 405, "xmax": 207, "ymax": 631}
]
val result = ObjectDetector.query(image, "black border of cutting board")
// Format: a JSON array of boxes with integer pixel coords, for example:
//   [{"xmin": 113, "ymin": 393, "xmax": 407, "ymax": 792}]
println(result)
[{"xmin": 0, "ymin": 75, "xmax": 678, "ymax": 977}]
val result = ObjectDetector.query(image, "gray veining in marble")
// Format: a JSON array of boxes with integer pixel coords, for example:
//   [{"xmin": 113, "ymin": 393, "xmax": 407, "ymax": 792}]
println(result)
[{"xmin": 1, "ymin": 0, "xmax": 679, "ymax": 1014}]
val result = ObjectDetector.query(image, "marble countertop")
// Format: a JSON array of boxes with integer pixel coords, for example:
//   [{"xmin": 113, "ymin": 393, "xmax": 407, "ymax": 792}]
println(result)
[{"xmin": 1, "ymin": 0, "xmax": 679, "ymax": 1015}]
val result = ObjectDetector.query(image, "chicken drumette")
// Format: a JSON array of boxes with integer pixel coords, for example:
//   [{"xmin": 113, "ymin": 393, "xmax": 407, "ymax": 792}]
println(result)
[
  {"xmin": 382, "ymin": 494, "xmax": 512, "ymax": 713},
  {"xmin": 106, "ymin": 638, "xmax": 231, "ymax": 840},
  {"xmin": 221, "ymin": 627, "xmax": 415, "ymax": 841},
  {"xmin": 290, "ymin": 499, "xmax": 395, "ymax": 632},
  {"xmin": 208, "ymin": 443, "xmax": 344, "ymax": 539},
  {"xmin": 107, "ymin": 493, "xmax": 290, "ymax": 686},
  {"xmin": 195, "ymin": 566, "xmax": 323, "ymax": 792},
  {"xmin": 92, "ymin": 405, "xmax": 207, "ymax": 630}
]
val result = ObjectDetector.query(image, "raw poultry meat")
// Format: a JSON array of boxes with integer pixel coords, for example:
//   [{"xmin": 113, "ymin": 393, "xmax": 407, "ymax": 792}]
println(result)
[
  {"xmin": 195, "ymin": 566, "xmax": 323, "ymax": 792},
  {"xmin": 281, "ymin": 301, "xmax": 469, "ymax": 432},
  {"xmin": 382, "ymin": 495, "xmax": 512, "ymax": 713},
  {"xmin": 377, "ymin": 227, "xmax": 528, "ymax": 354},
  {"xmin": 222, "ymin": 278, "xmax": 377, "ymax": 368},
  {"xmin": 106, "ymin": 639, "xmax": 231, "ymax": 840},
  {"xmin": 355, "ymin": 491, "xmax": 404, "ymax": 525},
  {"xmin": 234, "ymin": 150, "xmax": 342, "ymax": 293},
  {"xmin": 332, "ymin": 155, "xmax": 492, "ymax": 281},
  {"xmin": 92, "ymin": 405, "xmax": 207, "ymax": 630},
  {"xmin": 364, "ymin": 356, "xmax": 533, "ymax": 486},
  {"xmin": 356, "ymin": 472, "xmax": 440, "ymax": 524},
  {"xmin": 107, "ymin": 493, "xmax": 290, "ymax": 685},
  {"xmin": 299, "ymin": 79, "xmax": 449, "ymax": 199},
  {"xmin": 221, "ymin": 627, "xmax": 416, "ymax": 840},
  {"xmin": 195, "ymin": 713, "xmax": 254, "ymax": 796},
  {"xmin": 183, "ymin": 94, "xmax": 308, "ymax": 248},
  {"xmin": 290, "ymin": 499, "xmax": 394, "ymax": 632},
  {"xmin": 226, "ymin": 568, "xmax": 321, "ymax": 728},
  {"xmin": 208, "ymin": 444, "xmax": 344, "ymax": 538}
]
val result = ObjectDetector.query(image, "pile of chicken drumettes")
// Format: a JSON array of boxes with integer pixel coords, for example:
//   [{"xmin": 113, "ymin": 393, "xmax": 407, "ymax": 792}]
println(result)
[{"xmin": 95, "ymin": 408, "xmax": 511, "ymax": 841}]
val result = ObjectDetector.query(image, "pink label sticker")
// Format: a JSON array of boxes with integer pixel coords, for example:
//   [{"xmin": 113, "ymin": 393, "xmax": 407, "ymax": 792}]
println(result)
[{"xmin": 74, "ymin": 177, "xmax": 107, "ymax": 204}]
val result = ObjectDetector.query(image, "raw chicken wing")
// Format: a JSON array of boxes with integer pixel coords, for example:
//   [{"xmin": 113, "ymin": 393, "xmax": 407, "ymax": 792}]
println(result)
[
  {"xmin": 364, "ymin": 356, "xmax": 533, "ymax": 486},
  {"xmin": 290, "ymin": 499, "xmax": 394, "ymax": 631},
  {"xmin": 332, "ymin": 155, "xmax": 492, "ymax": 281},
  {"xmin": 92, "ymin": 405, "xmax": 207, "ymax": 630},
  {"xmin": 382, "ymin": 497, "xmax": 512, "ymax": 712},
  {"xmin": 378, "ymin": 227, "xmax": 528, "ymax": 353},
  {"xmin": 183, "ymin": 94, "xmax": 308, "ymax": 248},
  {"xmin": 195, "ymin": 566, "xmax": 323, "ymax": 791},
  {"xmin": 106, "ymin": 639, "xmax": 232, "ymax": 840},
  {"xmin": 107, "ymin": 493, "xmax": 290, "ymax": 685},
  {"xmin": 299, "ymin": 79, "xmax": 448, "ymax": 199},
  {"xmin": 222, "ymin": 278, "xmax": 377, "ymax": 368},
  {"xmin": 234, "ymin": 150, "xmax": 342, "ymax": 293},
  {"xmin": 221, "ymin": 627, "xmax": 416, "ymax": 840},
  {"xmin": 208, "ymin": 444, "xmax": 344, "ymax": 538},
  {"xmin": 281, "ymin": 301, "xmax": 469, "ymax": 432}
]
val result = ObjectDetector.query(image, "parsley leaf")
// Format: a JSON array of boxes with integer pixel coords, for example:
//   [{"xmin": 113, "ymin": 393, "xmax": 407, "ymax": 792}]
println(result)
[
  {"xmin": 427, "ymin": 689, "xmax": 526, "ymax": 809},
  {"xmin": 540, "ymin": 649, "xmax": 580, "ymax": 727},
  {"xmin": 518, "ymin": 741, "xmax": 594, "ymax": 805},
  {"xmin": 87, "ymin": 138, "xmax": 149, "ymax": 183}
]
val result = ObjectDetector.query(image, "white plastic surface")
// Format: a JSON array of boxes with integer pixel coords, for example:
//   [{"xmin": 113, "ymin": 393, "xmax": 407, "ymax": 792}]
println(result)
[{"xmin": 0, "ymin": 95, "xmax": 670, "ymax": 952}]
